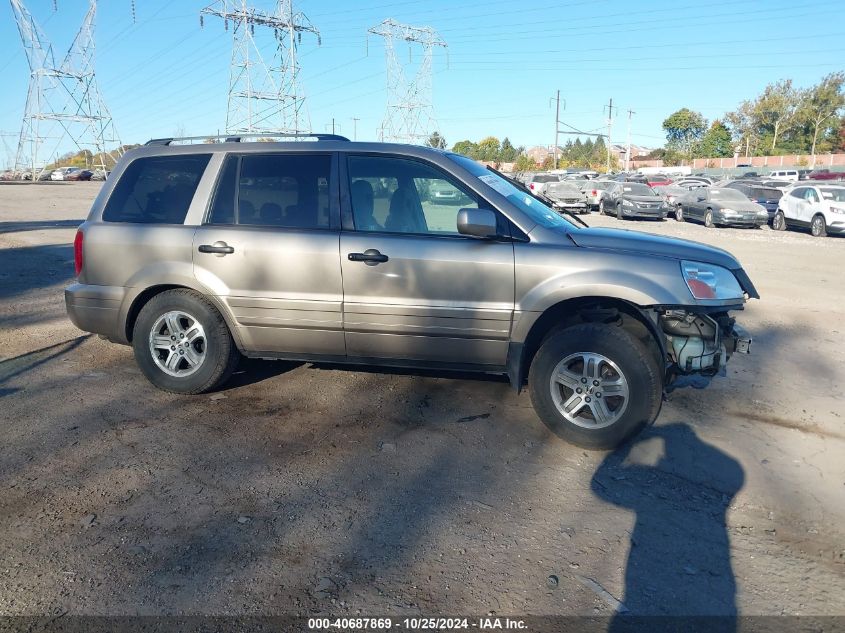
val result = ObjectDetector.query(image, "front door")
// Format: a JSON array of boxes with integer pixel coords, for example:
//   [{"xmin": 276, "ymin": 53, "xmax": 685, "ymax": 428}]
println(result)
[
  {"xmin": 192, "ymin": 152, "xmax": 345, "ymax": 356},
  {"xmin": 339, "ymin": 154, "xmax": 515, "ymax": 367}
]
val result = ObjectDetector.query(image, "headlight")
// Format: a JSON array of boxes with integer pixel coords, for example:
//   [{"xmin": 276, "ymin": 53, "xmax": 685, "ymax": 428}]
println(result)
[
  {"xmin": 830, "ymin": 206, "xmax": 845, "ymax": 215},
  {"xmin": 720, "ymin": 208, "xmax": 737, "ymax": 215},
  {"xmin": 681, "ymin": 261, "xmax": 744, "ymax": 301},
  {"xmin": 622, "ymin": 200, "xmax": 634, "ymax": 206}
]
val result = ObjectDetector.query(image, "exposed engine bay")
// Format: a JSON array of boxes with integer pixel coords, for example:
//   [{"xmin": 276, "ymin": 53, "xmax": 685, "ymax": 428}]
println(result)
[{"xmin": 660, "ymin": 310, "xmax": 752, "ymax": 377}]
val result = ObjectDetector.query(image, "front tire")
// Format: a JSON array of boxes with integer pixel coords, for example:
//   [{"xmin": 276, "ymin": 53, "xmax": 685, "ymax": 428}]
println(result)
[
  {"xmin": 528, "ymin": 324, "xmax": 662, "ymax": 450},
  {"xmin": 598, "ymin": 199, "xmax": 605, "ymax": 215},
  {"xmin": 132, "ymin": 289, "xmax": 240, "ymax": 394},
  {"xmin": 616, "ymin": 203, "xmax": 624, "ymax": 220},
  {"xmin": 704, "ymin": 209, "xmax": 715, "ymax": 228},
  {"xmin": 772, "ymin": 210, "xmax": 786, "ymax": 231},
  {"xmin": 675, "ymin": 205, "xmax": 685, "ymax": 222},
  {"xmin": 811, "ymin": 214, "xmax": 827, "ymax": 237}
]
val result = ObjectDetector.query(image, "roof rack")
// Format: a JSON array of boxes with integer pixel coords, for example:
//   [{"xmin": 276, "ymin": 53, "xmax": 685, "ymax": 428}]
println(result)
[{"xmin": 145, "ymin": 132, "xmax": 351, "ymax": 146}]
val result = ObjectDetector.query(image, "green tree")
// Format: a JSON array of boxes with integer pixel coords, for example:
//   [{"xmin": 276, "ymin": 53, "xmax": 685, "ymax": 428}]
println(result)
[
  {"xmin": 426, "ymin": 131, "xmax": 446, "ymax": 149},
  {"xmin": 754, "ymin": 79, "xmax": 800, "ymax": 152},
  {"xmin": 798, "ymin": 72, "xmax": 845, "ymax": 162},
  {"xmin": 476, "ymin": 136, "xmax": 501, "ymax": 162},
  {"xmin": 697, "ymin": 120, "xmax": 734, "ymax": 158},
  {"xmin": 662, "ymin": 108, "xmax": 707, "ymax": 158},
  {"xmin": 500, "ymin": 137, "xmax": 518, "ymax": 162},
  {"xmin": 451, "ymin": 139, "xmax": 478, "ymax": 158},
  {"xmin": 514, "ymin": 153, "xmax": 535, "ymax": 171}
]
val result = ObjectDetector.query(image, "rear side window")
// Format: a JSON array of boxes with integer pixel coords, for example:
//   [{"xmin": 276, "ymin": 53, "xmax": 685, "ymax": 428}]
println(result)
[
  {"xmin": 208, "ymin": 153, "xmax": 331, "ymax": 229},
  {"xmin": 102, "ymin": 154, "xmax": 210, "ymax": 223}
]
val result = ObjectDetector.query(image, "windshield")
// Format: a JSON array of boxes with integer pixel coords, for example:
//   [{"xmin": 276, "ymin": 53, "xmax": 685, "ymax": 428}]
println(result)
[
  {"xmin": 621, "ymin": 183, "xmax": 655, "ymax": 196},
  {"xmin": 820, "ymin": 187, "xmax": 845, "ymax": 202},
  {"xmin": 709, "ymin": 188, "xmax": 748, "ymax": 201},
  {"xmin": 447, "ymin": 154, "xmax": 574, "ymax": 230}
]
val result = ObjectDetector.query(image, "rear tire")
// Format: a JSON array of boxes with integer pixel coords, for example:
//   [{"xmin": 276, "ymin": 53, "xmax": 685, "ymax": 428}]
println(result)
[
  {"xmin": 598, "ymin": 199, "xmax": 605, "ymax": 215},
  {"xmin": 772, "ymin": 210, "xmax": 786, "ymax": 231},
  {"xmin": 528, "ymin": 323, "xmax": 662, "ymax": 450},
  {"xmin": 132, "ymin": 289, "xmax": 240, "ymax": 394},
  {"xmin": 811, "ymin": 214, "xmax": 827, "ymax": 237}
]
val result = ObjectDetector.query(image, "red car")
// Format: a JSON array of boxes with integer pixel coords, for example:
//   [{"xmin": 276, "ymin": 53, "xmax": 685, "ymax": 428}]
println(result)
[
  {"xmin": 646, "ymin": 174, "xmax": 674, "ymax": 187},
  {"xmin": 807, "ymin": 169, "xmax": 842, "ymax": 181}
]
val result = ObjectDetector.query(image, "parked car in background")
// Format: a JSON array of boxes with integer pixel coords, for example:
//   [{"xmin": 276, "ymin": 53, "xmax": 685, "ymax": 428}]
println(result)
[
  {"xmin": 676, "ymin": 187, "xmax": 768, "ymax": 228},
  {"xmin": 603, "ymin": 182, "xmax": 668, "ymax": 220},
  {"xmin": 38, "ymin": 170, "xmax": 54, "ymax": 181},
  {"xmin": 758, "ymin": 179, "xmax": 792, "ymax": 190},
  {"xmin": 91, "ymin": 168, "xmax": 110, "ymax": 181},
  {"xmin": 773, "ymin": 184, "xmax": 845, "ymax": 237},
  {"xmin": 51, "ymin": 167, "xmax": 81, "ymax": 181},
  {"xmin": 797, "ymin": 169, "xmax": 812, "ymax": 181},
  {"xmin": 64, "ymin": 169, "xmax": 94, "ymax": 182},
  {"xmin": 544, "ymin": 181, "xmax": 589, "ymax": 214},
  {"xmin": 612, "ymin": 172, "xmax": 649, "ymax": 184},
  {"xmin": 807, "ymin": 169, "xmax": 842, "ymax": 181},
  {"xmin": 674, "ymin": 176, "xmax": 713, "ymax": 187},
  {"xmin": 645, "ymin": 174, "xmax": 673, "ymax": 187},
  {"xmin": 427, "ymin": 179, "xmax": 467, "ymax": 204},
  {"xmin": 584, "ymin": 180, "xmax": 614, "ymax": 211},
  {"xmin": 768, "ymin": 169, "xmax": 799, "ymax": 181},
  {"xmin": 652, "ymin": 184, "xmax": 692, "ymax": 218},
  {"xmin": 526, "ymin": 173, "xmax": 560, "ymax": 196},
  {"xmin": 722, "ymin": 182, "xmax": 783, "ymax": 221}
]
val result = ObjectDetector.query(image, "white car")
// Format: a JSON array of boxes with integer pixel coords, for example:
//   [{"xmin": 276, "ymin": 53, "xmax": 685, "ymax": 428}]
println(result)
[
  {"xmin": 50, "ymin": 167, "xmax": 80, "ymax": 181},
  {"xmin": 768, "ymin": 169, "xmax": 799, "ymax": 182},
  {"xmin": 773, "ymin": 184, "xmax": 845, "ymax": 237},
  {"xmin": 526, "ymin": 173, "xmax": 560, "ymax": 196}
]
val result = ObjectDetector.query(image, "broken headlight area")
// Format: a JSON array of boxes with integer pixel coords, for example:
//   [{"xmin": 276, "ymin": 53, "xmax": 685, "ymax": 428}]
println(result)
[{"xmin": 660, "ymin": 310, "xmax": 751, "ymax": 379}]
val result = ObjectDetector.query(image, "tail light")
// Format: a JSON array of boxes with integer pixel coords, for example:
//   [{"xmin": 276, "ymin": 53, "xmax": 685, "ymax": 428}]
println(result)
[
  {"xmin": 74, "ymin": 229, "xmax": 83, "ymax": 276},
  {"xmin": 591, "ymin": 189, "xmax": 597, "ymax": 196},
  {"xmin": 529, "ymin": 183, "xmax": 535, "ymax": 190}
]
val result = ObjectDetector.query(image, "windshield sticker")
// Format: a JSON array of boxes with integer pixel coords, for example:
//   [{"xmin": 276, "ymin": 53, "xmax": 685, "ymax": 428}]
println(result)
[{"xmin": 478, "ymin": 173, "xmax": 514, "ymax": 197}]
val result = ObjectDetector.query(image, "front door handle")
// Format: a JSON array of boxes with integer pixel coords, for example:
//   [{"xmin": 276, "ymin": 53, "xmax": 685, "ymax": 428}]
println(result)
[
  {"xmin": 198, "ymin": 241, "xmax": 234, "ymax": 256},
  {"xmin": 348, "ymin": 249, "xmax": 388, "ymax": 265}
]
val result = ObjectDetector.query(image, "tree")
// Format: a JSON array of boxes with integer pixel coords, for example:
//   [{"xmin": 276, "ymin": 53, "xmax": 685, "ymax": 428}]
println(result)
[
  {"xmin": 697, "ymin": 120, "xmax": 733, "ymax": 158},
  {"xmin": 500, "ymin": 137, "xmax": 518, "ymax": 162},
  {"xmin": 451, "ymin": 140, "xmax": 477, "ymax": 158},
  {"xmin": 798, "ymin": 72, "xmax": 845, "ymax": 164},
  {"xmin": 754, "ymin": 79, "xmax": 800, "ymax": 152},
  {"xmin": 514, "ymin": 153, "xmax": 535, "ymax": 171},
  {"xmin": 476, "ymin": 136, "xmax": 501, "ymax": 162},
  {"xmin": 426, "ymin": 131, "xmax": 446, "ymax": 149},
  {"xmin": 662, "ymin": 108, "xmax": 707, "ymax": 158}
]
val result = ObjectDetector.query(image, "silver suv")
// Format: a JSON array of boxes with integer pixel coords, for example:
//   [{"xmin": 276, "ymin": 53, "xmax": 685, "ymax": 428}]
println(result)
[{"xmin": 66, "ymin": 134, "xmax": 756, "ymax": 449}]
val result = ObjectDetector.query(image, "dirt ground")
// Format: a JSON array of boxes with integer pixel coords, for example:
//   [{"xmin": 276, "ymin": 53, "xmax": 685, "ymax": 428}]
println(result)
[{"xmin": 1, "ymin": 181, "xmax": 843, "ymax": 619}]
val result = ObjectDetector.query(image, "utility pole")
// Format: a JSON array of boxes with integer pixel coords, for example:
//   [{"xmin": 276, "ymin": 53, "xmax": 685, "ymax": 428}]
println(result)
[
  {"xmin": 351, "ymin": 117, "xmax": 359, "ymax": 141},
  {"xmin": 604, "ymin": 98, "xmax": 616, "ymax": 173},
  {"xmin": 200, "ymin": 0, "xmax": 321, "ymax": 134},
  {"xmin": 368, "ymin": 19, "xmax": 447, "ymax": 144},
  {"xmin": 625, "ymin": 109, "xmax": 635, "ymax": 171},
  {"xmin": 549, "ymin": 91, "xmax": 566, "ymax": 169}
]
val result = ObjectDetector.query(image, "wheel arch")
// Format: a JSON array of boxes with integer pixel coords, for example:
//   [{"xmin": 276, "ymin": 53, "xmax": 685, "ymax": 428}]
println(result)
[
  {"xmin": 507, "ymin": 296, "xmax": 666, "ymax": 393},
  {"xmin": 123, "ymin": 284, "xmax": 244, "ymax": 352}
]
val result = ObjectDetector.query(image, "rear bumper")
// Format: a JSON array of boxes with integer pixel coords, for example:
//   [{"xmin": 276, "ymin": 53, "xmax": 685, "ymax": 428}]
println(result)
[{"xmin": 65, "ymin": 283, "xmax": 125, "ymax": 339}]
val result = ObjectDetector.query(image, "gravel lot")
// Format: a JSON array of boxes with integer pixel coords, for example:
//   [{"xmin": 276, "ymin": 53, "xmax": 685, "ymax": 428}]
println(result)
[{"xmin": 1, "ymin": 181, "xmax": 843, "ymax": 618}]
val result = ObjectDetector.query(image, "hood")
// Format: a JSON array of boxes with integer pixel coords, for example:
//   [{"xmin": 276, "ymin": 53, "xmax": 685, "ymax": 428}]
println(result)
[
  {"xmin": 624, "ymin": 194, "xmax": 664, "ymax": 203},
  {"xmin": 568, "ymin": 226, "xmax": 740, "ymax": 270},
  {"xmin": 712, "ymin": 200, "xmax": 765, "ymax": 212}
]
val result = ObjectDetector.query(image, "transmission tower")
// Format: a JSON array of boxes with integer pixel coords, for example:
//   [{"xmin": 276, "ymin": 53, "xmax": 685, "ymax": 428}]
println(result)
[
  {"xmin": 9, "ymin": 0, "xmax": 122, "ymax": 177},
  {"xmin": 368, "ymin": 19, "xmax": 447, "ymax": 145},
  {"xmin": 200, "ymin": 0, "xmax": 320, "ymax": 135}
]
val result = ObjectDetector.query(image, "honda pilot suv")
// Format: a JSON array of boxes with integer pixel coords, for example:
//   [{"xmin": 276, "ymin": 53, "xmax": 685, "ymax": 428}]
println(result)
[{"xmin": 66, "ymin": 134, "xmax": 756, "ymax": 449}]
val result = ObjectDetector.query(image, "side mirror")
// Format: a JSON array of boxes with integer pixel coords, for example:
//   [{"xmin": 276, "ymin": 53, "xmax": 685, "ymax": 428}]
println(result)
[
  {"xmin": 697, "ymin": 195, "xmax": 706, "ymax": 202},
  {"xmin": 457, "ymin": 208, "xmax": 498, "ymax": 239}
]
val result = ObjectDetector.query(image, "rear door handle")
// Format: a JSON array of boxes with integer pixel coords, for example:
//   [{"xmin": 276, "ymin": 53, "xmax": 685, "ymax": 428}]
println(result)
[
  {"xmin": 348, "ymin": 249, "xmax": 388, "ymax": 265},
  {"xmin": 198, "ymin": 242, "xmax": 234, "ymax": 255}
]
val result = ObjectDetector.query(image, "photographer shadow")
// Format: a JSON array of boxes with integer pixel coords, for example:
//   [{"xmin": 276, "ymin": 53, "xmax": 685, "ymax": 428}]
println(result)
[{"xmin": 591, "ymin": 423, "xmax": 744, "ymax": 628}]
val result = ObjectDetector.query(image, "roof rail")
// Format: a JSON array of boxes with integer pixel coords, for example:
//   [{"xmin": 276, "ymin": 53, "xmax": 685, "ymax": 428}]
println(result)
[{"xmin": 145, "ymin": 132, "xmax": 350, "ymax": 146}]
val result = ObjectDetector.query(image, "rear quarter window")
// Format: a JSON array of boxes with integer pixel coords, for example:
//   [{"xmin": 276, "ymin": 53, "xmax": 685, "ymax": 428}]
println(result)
[{"xmin": 102, "ymin": 154, "xmax": 211, "ymax": 223}]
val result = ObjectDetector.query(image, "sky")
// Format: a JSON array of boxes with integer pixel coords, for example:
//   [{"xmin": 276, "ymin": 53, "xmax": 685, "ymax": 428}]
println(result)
[{"xmin": 1, "ymin": 0, "xmax": 844, "ymax": 165}]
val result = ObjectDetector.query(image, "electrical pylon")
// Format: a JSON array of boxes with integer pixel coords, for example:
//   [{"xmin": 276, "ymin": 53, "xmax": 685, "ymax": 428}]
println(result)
[
  {"xmin": 9, "ymin": 0, "xmax": 122, "ymax": 177},
  {"xmin": 368, "ymin": 19, "xmax": 447, "ymax": 145},
  {"xmin": 200, "ymin": 0, "xmax": 320, "ymax": 135}
]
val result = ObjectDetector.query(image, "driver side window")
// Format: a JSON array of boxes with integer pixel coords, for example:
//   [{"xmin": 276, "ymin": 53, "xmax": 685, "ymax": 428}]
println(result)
[{"xmin": 348, "ymin": 155, "xmax": 480, "ymax": 235}]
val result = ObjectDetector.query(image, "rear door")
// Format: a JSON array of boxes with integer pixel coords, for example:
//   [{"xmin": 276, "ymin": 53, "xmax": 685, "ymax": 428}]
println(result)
[
  {"xmin": 192, "ymin": 152, "xmax": 345, "ymax": 356},
  {"xmin": 339, "ymin": 154, "xmax": 515, "ymax": 367}
]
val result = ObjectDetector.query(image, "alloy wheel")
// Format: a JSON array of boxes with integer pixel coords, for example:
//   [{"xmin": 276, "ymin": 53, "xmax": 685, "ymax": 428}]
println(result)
[
  {"xmin": 148, "ymin": 311, "xmax": 207, "ymax": 377},
  {"xmin": 549, "ymin": 352, "xmax": 629, "ymax": 429}
]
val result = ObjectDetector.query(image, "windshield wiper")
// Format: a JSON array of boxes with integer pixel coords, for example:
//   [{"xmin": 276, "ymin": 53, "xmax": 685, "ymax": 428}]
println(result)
[{"xmin": 485, "ymin": 166, "xmax": 589, "ymax": 228}]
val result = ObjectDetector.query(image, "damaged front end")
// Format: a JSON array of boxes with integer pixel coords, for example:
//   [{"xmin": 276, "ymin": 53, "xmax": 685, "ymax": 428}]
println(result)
[{"xmin": 659, "ymin": 309, "xmax": 752, "ymax": 379}]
